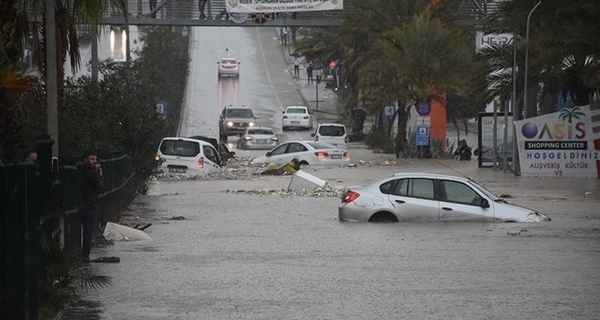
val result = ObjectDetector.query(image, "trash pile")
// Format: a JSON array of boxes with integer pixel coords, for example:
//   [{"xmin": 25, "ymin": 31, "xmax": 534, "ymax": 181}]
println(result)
[{"xmin": 223, "ymin": 183, "xmax": 345, "ymax": 198}]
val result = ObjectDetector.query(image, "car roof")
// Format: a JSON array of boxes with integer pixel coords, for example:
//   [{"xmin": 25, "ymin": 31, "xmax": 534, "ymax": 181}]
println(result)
[
  {"xmin": 317, "ymin": 123, "xmax": 346, "ymax": 127},
  {"xmin": 161, "ymin": 137, "xmax": 215, "ymax": 146},
  {"xmin": 390, "ymin": 172, "xmax": 470, "ymax": 182},
  {"xmin": 285, "ymin": 106, "xmax": 308, "ymax": 109}
]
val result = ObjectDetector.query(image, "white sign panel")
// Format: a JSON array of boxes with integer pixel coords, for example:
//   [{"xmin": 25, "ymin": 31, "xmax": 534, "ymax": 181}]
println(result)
[
  {"xmin": 475, "ymin": 32, "xmax": 513, "ymax": 50},
  {"xmin": 515, "ymin": 105, "xmax": 600, "ymax": 178},
  {"xmin": 226, "ymin": 0, "xmax": 344, "ymax": 13}
]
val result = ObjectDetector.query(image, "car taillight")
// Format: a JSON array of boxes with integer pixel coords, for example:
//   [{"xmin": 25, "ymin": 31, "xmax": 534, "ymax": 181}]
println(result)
[
  {"xmin": 154, "ymin": 154, "xmax": 162, "ymax": 163},
  {"xmin": 315, "ymin": 151, "xmax": 328, "ymax": 159},
  {"xmin": 343, "ymin": 190, "xmax": 360, "ymax": 203},
  {"xmin": 283, "ymin": 115, "xmax": 288, "ymax": 119},
  {"xmin": 271, "ymin": 136, "xmax": 279, "ymax": 141},
  {"xmin": 343, "ymin": 151, "xmax": 350, "ymax": 158},
  {"xmin": 198, "ymin": 157, "xmax": 204, "ymax": 169},
  {"xmin": 303, "ymin": 116, "xmax": 309, "ymax": 119},
  {"xmin": 244, "ymin": 136, "xmax": 253, "ymax": 141}
]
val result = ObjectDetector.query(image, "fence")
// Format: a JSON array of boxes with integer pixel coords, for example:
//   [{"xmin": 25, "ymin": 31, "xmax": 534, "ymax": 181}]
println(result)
[{"xmin": 0, "ymin": 136, "xmax": 141, "ymax": 318}]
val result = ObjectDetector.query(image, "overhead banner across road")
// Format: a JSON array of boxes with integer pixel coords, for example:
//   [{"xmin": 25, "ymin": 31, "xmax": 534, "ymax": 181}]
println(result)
[{"xmin": 226, "ymin": 0, "xmax": 344, "ymax": 13}]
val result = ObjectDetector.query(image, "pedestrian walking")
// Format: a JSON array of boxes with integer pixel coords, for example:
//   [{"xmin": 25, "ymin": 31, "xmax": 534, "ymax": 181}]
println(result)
[
  {"xmin": 281, "ymin": 27, "xmax": 289, "ymax": 45},
  {"xmin": 307, "ymin": 63, "xmax": 313, "ymax": 84},
  {"xmin": 198, "ymin": 0, "xmax": 208, "ymax": 19},
  {"xmin": 293, "ymin": 57, "xmax": 300, "ymax": 78},
  {"xmin": 81, "ymin": 150, "xmax": 104, "ymax": 262}
]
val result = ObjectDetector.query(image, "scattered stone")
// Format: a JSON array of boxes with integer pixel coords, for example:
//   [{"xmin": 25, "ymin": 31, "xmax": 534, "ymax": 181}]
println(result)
[{"xmin": 169, "ymin": 216, "xmax": 185, "ymax": 220}]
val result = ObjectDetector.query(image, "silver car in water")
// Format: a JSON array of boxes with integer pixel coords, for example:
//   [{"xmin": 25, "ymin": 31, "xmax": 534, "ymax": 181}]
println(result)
[{"xmin": 339, "ymin": 173, "xmax": 551, "ymax": 223}]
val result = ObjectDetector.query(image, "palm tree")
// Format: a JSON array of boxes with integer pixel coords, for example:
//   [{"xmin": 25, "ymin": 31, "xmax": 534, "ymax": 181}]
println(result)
[{"xmin": 482, "ymin": 0, "xmax": 600, "ymax": 117}]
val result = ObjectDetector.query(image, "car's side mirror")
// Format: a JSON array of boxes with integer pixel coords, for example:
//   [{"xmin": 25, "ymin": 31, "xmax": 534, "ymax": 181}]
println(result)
[
  {"xmin": 311, "ymin": 133, "xmax": 315, "ymax": 137},
  {"xmin": 481, "ymin": 198, "xmax": 490, "ymax": 208},
  {"xmin": 266, "ymin": 151, "xmax": 272, "ymax": 156}
]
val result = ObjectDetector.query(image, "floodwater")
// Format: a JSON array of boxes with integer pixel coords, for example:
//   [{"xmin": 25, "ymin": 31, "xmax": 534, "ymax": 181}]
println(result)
[{"xmin": 66, "ymin": 154, "xmax": 600, "ymax": 320}]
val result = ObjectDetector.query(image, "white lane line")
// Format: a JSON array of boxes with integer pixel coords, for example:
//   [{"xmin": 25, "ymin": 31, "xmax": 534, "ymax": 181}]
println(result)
[{"xmin": 256, "ymin": 28, "xmax": 304, "ymax": 140}]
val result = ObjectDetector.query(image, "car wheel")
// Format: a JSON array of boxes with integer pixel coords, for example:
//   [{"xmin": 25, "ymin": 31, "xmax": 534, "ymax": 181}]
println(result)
[
  {"xmin": 299, "ymin": 160, "xmax": 309, "ymax": 167},
  {"xmin": 368, "ymin": 212, "xmax": 399, "ymax": 223}
]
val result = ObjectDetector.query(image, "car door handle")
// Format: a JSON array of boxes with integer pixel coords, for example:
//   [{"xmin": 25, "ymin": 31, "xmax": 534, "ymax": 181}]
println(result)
[
  {"xmin": 442, "ymin": 207, "xmax": 453, "ymax": 211},
  {"xmin": 395, "ymin": 200, "xmax": 405, "ymax": 204}
]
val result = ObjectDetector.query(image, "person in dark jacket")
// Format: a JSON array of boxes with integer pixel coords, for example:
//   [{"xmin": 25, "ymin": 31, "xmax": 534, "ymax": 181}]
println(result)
[{"xmin": 81, "ymin": 150, "xmax": 103, "ymax": 261}]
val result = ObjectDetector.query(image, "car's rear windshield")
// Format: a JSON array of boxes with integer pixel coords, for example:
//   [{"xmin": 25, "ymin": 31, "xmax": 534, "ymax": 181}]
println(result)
[
  {"xmin": 248, "ymin": 129, "xmax": 273, "ymax": 135},
  {"xmin": 307, "ymin": 141, "xmax": 338, "ymax": 149},
  {"xmin": 160, "ymin": 140, "xmax": 200, "ymax": 157},
  {"xmin": 226, "ymin": 108, "xmax": 254, "ymax": 118},
  {"xmin": 286, "ymin": 107, "xmax": 307, "ymax": 114},
  {"xmin": 318, "ymin": 125, "xmax": 346, "ymax": 136},
  {"xmin": 221, "ymin": 59, "xmax": 236, "ymax": 64}
]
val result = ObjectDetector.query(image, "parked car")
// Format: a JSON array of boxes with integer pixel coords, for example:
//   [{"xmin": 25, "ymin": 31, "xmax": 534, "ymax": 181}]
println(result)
[
  {"xmin": 188, "ymin": 135, "xmax": 236, "ymax": 163},
  {"xmin": 251, "ymin": 141, "xmax": 350, "ymax": 166},
  {"xmin": 155, "ymin": 137, "xmax": 223, "ymax": 175},
  {"xmin": 219, "ymin": 105, "xmax": 258, "ymax": 139},
  {"xmin": 339, "ymin": 173, "xmax": 552, "ymax": 223},
  {"xmin": 217, "ymin": 58, "xmax": 240, "ymax": 77},
  {"xmin": 311, "ymin": 123, "xmax": 348, "ymax": 148},
  {"xmin": 236, "ymin": 127, "xmax": 279, "ymax": 150},
  {"xmin": 282, "ymin": 106, "xmax": 313, "ymax": 130}
]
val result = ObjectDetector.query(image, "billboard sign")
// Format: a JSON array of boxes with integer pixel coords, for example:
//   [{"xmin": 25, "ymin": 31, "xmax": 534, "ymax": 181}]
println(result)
[
  {"xmin": 515, "ymin": 105, "xmax": 600, "ymax": 178},
  {"xmin": 226, "ymin": 0, "xmax": 343, "ymax": 13}
]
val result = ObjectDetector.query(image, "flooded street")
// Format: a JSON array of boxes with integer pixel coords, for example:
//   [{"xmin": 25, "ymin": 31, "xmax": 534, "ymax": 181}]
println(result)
[{"xmin": 72, "ymin": 155, "xmax": 600, "ymax": 320}]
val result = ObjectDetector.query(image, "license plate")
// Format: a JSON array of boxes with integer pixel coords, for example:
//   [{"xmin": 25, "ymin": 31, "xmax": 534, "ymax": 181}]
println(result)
[
  {"xmin": 291, "ymin": 121, "xmax": 300, "ymax": 124},
  {"xmin": 330, "ymin": 154, "xmax": 342, "ymax": 159},
  {"xmin": 169, "ymin": 167, "xmax": 186, "ymax": 173},
  {"xmin": 257, "ymin": 139, "xmax": 267, "ymax": 143}
]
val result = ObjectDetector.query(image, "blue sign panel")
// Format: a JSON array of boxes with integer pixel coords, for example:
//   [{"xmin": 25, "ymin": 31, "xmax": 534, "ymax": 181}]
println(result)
[
  {"xmin": 156, "ymin": 101, "xmax": 167, "ymax": 118},
  {"xmin": 415, "ymin": 125, "xmax": 429, "ymax": 146}
]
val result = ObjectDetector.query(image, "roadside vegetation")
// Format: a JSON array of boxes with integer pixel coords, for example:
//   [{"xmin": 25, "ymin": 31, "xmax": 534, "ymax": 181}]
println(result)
[{"xmin": 293, "ymin": 0, "xmax": 600, "ymax": 156}]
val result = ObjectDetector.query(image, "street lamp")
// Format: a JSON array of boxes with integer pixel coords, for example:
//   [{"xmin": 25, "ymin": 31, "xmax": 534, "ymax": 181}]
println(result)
[{"xmin": 523, "ymin": 0, "xmax": 542, "ymax": 119}]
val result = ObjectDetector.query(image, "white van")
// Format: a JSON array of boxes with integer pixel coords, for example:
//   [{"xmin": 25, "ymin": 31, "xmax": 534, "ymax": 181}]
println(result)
[
  {"xmin": 311, "ymin": 123, "xmax": 348, "ymax": 148},
  {"xmin": 155, "ymin": 137, "xmax": 223, "ymax": 175}
]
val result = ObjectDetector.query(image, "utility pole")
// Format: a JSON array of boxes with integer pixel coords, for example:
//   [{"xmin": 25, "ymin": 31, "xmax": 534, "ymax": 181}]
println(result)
[
  {"xmin": 46, "ymin": 0, "xmax": 58, "ymax": 157},
  {"xmin": 523, "ymin": 0, "xmax": 542, "ymax": 120}
]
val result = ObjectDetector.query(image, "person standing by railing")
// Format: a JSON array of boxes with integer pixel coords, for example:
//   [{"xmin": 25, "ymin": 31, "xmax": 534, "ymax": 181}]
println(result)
[{"xmin": 81, "ymin": 150, "xmax": 104, "ymax": 262}]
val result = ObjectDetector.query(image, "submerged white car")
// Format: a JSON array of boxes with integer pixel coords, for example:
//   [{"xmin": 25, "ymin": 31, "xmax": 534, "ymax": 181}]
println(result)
[
  {"xmin": 251, "ymin": 141, "xmax": 350, "ymax": 166},
  {"xmin": 339, "ymin": 173, "xmax": 551, "ymax": 223}
]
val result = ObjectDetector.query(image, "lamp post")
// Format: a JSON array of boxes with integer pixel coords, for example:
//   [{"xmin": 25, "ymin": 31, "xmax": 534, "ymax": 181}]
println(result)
[
  {"xmin": 315, "ymin": 78, "xmax": 319, "ymax": 110},
  {"xmin": 523, "ymin": 0, "xmax": 542, "ymax": 120}
]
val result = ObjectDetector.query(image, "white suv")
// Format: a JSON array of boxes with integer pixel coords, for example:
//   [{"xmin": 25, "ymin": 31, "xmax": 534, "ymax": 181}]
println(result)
[
  {"xmin": 155, "ymin": 137, "xmax": 223, "ymax": 175},
  {"xmin": 311, "ymin": 123, "xmax": 348, "ymax": 148}
]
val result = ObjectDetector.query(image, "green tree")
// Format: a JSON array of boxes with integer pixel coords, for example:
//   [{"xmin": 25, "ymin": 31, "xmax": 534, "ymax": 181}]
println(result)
[
  {"xmin": 482, "ymin": 0, "xmax": 600, "ymax": 117},
  {"xmin": 294, "ymin": 0, "xmax": 483, "ymax": 154}
]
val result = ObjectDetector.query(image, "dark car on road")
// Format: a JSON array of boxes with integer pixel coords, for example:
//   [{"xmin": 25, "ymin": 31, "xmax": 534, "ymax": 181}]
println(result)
[{"xmin": 219, "ymin": 105, "xmax": 258, "ymax": 140}]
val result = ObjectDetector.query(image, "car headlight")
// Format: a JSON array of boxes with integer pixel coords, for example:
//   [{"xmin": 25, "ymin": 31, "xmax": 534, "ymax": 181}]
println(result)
[
  {"xmin": 226, "ymin": 121, "xmax": 234, "ymax": 127},
  {"xmin": 249, "ymin": 122, "xmax": 255, "ymax": 127}
]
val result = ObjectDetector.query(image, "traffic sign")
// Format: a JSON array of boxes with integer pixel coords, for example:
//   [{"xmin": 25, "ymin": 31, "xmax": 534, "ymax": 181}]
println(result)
[
  {"xmin": 416, "ymin": 100, "xmax": 431, "ymax": 116},
  {"xmin": 156, "ymin": 101, "xmax": 167, "ymax": 118},
  {"xmin": 415, "ymin": 125, "xmax": 429, "ymax": 146}
]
